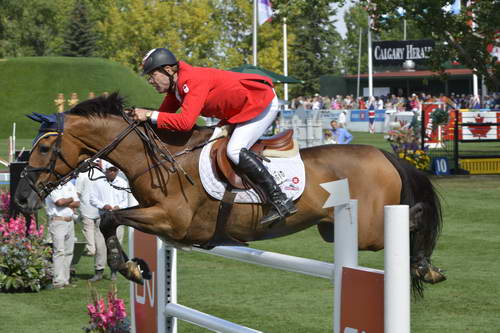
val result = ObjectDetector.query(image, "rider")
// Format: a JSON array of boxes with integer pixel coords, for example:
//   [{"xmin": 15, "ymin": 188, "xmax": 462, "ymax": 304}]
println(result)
[{"xmin": 131, "ymin": 48, "xmax": 297, "ymax": 225}]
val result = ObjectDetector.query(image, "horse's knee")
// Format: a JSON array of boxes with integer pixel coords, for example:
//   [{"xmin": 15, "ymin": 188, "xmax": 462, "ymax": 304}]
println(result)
[
  {"xmin": 409, "ymin": 202, "xmax": 425, "ymax": 231},
  {"xmin": 317, "ymin": 221, "xmax": 334, "ymax": 243},
  {"xmin": 100, "ymin": 211, "xmax": 119, "ymax": 235}
]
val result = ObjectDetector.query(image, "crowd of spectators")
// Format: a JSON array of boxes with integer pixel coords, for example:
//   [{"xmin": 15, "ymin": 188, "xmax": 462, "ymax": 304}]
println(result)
[{"xmin": 289, "ymin": 92, "xmax": 500, "ymax": 111}]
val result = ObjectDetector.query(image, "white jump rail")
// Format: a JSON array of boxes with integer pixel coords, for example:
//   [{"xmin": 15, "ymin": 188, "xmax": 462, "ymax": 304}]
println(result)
[{"xmin": 130, "ymin": 180, "xmax": 410, "ymax": 333}]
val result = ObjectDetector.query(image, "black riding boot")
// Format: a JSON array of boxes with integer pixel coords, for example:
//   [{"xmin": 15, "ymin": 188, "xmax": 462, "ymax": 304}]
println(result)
[{"xmin": 238, "ymin": 148, "xmax": 297, "ymax": 225}]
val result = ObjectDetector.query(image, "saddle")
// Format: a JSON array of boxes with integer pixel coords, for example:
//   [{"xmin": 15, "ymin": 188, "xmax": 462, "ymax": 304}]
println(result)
[{"xmin": 210, "ymin": 129, "xmax": 296, "ymax": 190}]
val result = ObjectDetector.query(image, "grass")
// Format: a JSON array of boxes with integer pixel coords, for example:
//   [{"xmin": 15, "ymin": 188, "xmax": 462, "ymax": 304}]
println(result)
[
  {"xmin": 0, "ymin": 57, "xmax": 163, "ymax": 140},
  {"xmin": 2, "ymin": 176, "xmax": 500, "ymax": 332}
]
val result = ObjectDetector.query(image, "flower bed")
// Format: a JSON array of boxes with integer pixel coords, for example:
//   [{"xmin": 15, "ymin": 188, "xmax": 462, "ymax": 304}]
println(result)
[
  {"xmin": 84, "ymin": 284, "xmax": 131, "ymax": 333},
  {"xmin": 0, "ymin": 191, "xmax": 52, "ymax": 292},
  {"xmin": 387, "ymin": 125, "xmax": 431, "ymax": 171}
]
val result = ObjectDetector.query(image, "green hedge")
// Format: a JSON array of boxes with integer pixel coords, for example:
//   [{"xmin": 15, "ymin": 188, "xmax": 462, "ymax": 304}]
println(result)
[{"xmin": 0, "ymin": 57, "xmax": 163, "ymax": 140}]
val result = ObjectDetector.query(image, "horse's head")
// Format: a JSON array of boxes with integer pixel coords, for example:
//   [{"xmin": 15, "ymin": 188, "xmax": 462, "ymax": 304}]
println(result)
[
  {"xmin": 15, "ymin": 93, "xmax": 128, "ymax": 213},
  {"xmin": 14, "ymin": 112, "xmax": 70, "ymax": 212}
]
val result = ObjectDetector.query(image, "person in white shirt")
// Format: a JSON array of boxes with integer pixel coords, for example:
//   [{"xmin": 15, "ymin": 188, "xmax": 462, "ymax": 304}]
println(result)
[
  {"xmin": 76, "ymin": 162, "xmax": 104, "ymax": 256},
  {"xmin": 88, "ymin": 164, "xmax": 128, "ymax": 282},
  {"xmin": 45, "ymin": 181, "xmax": 80, "ymax": 288},
  {"xmin": 338, "ymin": 111, "xmax": 347, "ymax": 128}
]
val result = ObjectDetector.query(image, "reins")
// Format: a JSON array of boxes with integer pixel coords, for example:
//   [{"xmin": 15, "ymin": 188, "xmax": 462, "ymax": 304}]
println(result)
[
  {"xmin": 127, "ymin": 116, "xmax": 224, "ymax": 183},
  {"xmin": 25, "ymin": 107, "xmax": 221, "ymax": 199}
]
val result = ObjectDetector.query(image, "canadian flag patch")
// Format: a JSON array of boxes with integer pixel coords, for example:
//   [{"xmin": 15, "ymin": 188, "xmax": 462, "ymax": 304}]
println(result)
[{"xmin": 183, "ymin": 84, "xmax": 189, "ymax": 93}]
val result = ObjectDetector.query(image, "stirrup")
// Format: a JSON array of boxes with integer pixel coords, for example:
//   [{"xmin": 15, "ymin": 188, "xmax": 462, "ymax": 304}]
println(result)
[{"xmin": 260, "ymin": 199, "xmax": 297, "ymax": 225}]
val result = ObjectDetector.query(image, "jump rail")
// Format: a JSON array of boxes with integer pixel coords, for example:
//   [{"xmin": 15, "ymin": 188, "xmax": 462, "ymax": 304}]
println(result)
[{"xmin": 130, "ymin": 182, "xmax": 410, "ymax": 333}]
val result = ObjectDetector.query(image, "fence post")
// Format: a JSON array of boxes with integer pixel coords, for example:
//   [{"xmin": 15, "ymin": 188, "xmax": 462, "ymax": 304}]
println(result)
[
  {"xmin": 333, "ymin": 199, "xmax": 358, "ymax": 333},
  {"xmin": 384, "ymin": 205, "xmax": 410, "ymax": 333},
  {"xmin": 453, "ymin": 109, "xmax": 459, "ymax": 172}
]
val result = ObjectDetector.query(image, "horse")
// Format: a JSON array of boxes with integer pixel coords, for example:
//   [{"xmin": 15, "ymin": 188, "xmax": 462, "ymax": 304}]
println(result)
[{"xmin": 15, "ymin": 93, "xmax": 445, "ymax": 296}]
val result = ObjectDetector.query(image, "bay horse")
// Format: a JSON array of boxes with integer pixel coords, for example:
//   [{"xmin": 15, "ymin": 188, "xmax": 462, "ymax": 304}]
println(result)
[{"xmin": 15, "ymin": 93, "xmax": 445, "ymax": 296}]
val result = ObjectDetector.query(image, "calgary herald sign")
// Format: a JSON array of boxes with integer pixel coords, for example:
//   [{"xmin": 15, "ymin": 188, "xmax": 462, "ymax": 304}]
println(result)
[{"xmin": 372, "ymin": 39, "xmax": 435, "ymax": 66}]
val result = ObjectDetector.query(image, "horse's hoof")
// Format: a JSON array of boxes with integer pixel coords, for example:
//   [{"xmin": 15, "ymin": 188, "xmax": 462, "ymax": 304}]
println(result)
[
  {"xmin": 413, "ymin": 263, "xmax": 447, "ymax": 284},
  {"xmin": 119, "ymin": 258, "xmax": 152, "ymax": 285},
  {"xmin": 423, "ymin": 265, "xmax": 447, "ymax": 284},
  {"xmin": 131, "ymin": 257, "xmax": 152, "ymax": 280},
  {"xmin": 120, "ymin": 260, "xmax": 144, "ymax": 285}
]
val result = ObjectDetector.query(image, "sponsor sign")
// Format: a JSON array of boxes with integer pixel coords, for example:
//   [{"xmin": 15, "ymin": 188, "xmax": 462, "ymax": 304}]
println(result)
[
  {"xmin": 131, "ymin": 231, "xmax": 158, "ymax": 333},
  {"xmin": 340, "ymin": 267, "xmax": 384, "ymax": 333},
  {"xmin": 372, "ymin": 40, "xmax": 435, "ymax": 66}
]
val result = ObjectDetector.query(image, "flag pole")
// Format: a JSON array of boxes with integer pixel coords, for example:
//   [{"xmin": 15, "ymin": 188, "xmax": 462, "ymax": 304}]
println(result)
[
  {"xmin": 283, "ymin": 17, "xmax": 288, "ymax": 101},
  {"xmin": 253, "ymin": 0, "xmax": 258, "ymax": 66},
  {"xmin": 367, "ymin": 14, "xmax": 373, "ymax": 98},
  {"xmin": 356, "ymin": 26, "xmax": 362, "ymax": 99}
]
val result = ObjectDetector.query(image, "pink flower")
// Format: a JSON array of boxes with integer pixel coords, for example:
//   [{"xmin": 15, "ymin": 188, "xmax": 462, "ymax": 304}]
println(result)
[
  {"xmin": 87, "ymin": 304, "xmax": 97, "ymax": 315},
  {"xmin": 97, "ymin": 298, "xmax": 106, "ymax": 313}
]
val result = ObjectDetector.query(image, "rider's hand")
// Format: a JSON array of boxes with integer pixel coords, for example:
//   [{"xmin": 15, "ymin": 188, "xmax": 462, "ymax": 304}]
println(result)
[{"xmin": 131, "ymin": 108, "xmax": 151, "ymax": 122}]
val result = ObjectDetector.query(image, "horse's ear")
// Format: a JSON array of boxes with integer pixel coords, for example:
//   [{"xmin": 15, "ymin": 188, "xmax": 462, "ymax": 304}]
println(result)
[{"xmin": 26, "ymin": 113, "xmax": 44, "ymax": 123}]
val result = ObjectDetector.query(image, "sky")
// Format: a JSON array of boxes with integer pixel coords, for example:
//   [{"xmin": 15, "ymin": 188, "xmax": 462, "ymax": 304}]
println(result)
[{"xmin": 332, "ymin": 1, "xmax": 353, "ymax": 38}]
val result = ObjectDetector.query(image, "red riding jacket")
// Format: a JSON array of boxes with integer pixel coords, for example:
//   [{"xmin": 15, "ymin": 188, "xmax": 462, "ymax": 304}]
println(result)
[{"xmin": 156, "ymin": 61, "xmax": 275, "ymax": 131}]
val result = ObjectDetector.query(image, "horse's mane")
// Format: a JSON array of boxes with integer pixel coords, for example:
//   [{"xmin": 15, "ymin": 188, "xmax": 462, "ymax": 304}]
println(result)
[{"xmin": 67, "ymin": 92, "xmax": 124, "ymax": 117}]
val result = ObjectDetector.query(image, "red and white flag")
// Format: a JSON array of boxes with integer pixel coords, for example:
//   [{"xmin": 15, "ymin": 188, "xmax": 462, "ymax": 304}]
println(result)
[{"xmin": 258, "ymin": 0, "xmax": 273, "ymax": 25}]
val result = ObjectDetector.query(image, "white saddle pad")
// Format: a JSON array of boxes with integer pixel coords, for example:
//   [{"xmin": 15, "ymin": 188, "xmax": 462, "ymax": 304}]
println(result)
[{"xmin": 199, "ymin": 141, "xmax": 306, "ymax": 204}]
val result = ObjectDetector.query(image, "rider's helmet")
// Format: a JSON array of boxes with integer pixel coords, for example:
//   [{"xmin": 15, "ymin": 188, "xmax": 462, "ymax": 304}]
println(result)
[{"xmin": 141, "ymin": 48, "xmax": 177, "ymax": 76}]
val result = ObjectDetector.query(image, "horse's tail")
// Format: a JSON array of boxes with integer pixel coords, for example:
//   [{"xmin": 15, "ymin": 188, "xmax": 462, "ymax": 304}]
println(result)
[{"xmin": 381, "ymin": 150, "xmax": 446, "ymax": 297}]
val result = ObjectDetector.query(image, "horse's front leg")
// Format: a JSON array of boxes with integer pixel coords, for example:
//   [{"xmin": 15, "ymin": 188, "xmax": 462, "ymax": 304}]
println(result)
[
  {"xmin": 99, "ymin": 205, "xmax": 187, "ymax": 285},
  {"xmin": 100, "ymin": 207, "xmax": 177, "ymax": 284}
]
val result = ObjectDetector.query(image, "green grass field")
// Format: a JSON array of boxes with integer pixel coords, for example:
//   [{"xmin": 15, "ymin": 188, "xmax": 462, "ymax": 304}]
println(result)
[
  {"xmin": 1, "ymin": 176, "xmax": 499, "ymax": 332},
  {"xmin": 0, "ymin": 57, "xmax": 163, "ymax": 140}
]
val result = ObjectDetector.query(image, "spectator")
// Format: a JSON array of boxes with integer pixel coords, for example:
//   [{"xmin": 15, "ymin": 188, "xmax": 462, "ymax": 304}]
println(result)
[
  {"xmin": 312, "ymin": 95, "xmax": 321, "ymax": 110},
  {"xmin": 45, "ymin": 181, "xmax": 80, "ymax": 289},
  {"xmin": 88, "ymin": 164, "xmax": 129, "ymax": 282},
  {"xmin": 358, "ymin": 97, "xmax": 367, "ymax": 110},
  {"xmin": 338, "ymin": 111, "xmax": 347, "ymax": 128},
  {"xmin": 75, "ymin": 161, "xmax": 104, "ymax": 256},
  {"xmin": 330, "ymin": 120, "xmax": 353, "ymax": 144},
  {"xmin": 376, "ymin": 96, "xmax": 384, "ymax": 110},
  {"xmin": 323, "ymin": 129, "xmax": 336, "ymax": 144}
]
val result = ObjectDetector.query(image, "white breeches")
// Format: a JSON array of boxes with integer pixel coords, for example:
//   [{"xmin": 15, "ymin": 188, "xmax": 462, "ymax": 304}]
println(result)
[{"xmin": 226, "ymin": 94, "xmax": 279, "ymax": 165}]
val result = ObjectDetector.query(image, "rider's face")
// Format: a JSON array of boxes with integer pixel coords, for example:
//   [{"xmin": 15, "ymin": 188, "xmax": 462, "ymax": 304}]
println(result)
[{"xmin": 147, "ymin": 67, "xmax": 175, "ymax": 94}]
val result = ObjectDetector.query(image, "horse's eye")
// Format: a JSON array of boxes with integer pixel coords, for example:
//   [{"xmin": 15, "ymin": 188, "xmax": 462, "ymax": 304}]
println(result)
[{"xmin": 39, "ymin": 145, "xmax": 51, "ymax": 154}]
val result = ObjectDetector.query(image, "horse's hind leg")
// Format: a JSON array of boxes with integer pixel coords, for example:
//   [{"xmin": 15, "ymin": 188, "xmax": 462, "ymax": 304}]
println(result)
[
  {"xmin": 99, "ymin": 211, "xmax": 151, "ymax": 285},
  {"xmin": 409, "ymin": 202, "xmax": 446, "ymax": 287}
]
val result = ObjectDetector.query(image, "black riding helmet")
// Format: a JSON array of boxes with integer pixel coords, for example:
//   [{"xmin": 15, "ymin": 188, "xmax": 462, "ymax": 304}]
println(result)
[{"xmin": 141, "ymin": 48, "xmax": 177, "ymax": 76}]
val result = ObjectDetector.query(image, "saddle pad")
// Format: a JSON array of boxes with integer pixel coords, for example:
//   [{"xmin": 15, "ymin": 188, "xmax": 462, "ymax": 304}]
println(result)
[{"xmin": 199, "ymin": 141, "xmax": 306, "ymax": 204}]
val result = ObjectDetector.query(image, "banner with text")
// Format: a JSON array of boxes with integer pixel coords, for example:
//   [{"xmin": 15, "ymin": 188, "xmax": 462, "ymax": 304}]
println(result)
[{"xmin": 372, "ymin": 40, "xmax": 435, "ymax": 66}]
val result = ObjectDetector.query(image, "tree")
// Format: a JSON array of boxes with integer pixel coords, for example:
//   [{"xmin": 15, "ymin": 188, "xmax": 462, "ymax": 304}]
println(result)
[
  {"xmin": 272, "ymin": 0, "xmax": 343, "ymax": 96},
  {"xmin": 0, "ymin": 0, "xmax": 68, "ymax": 57},
  {"xmin": 61, "ymin": 0, "xmax": 97, "ymax": 57},
  {"xmin": 365, "ymin": 0, "xmax": 500, "ymax": 90},
  {"xmin": 96, "ymin": 0, "xmax": 228, "ymax": 71}
]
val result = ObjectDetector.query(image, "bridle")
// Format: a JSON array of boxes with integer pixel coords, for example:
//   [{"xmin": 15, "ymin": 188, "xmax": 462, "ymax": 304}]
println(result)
[{"xmin": 22, "ymin": 109, "xmax": 220, "ymax": 200}]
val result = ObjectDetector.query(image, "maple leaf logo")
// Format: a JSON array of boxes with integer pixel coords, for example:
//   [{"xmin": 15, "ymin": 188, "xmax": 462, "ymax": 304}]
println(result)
[{"xmin": 469, "ymin": 114, "xmax": 491, "ymax": 138}]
